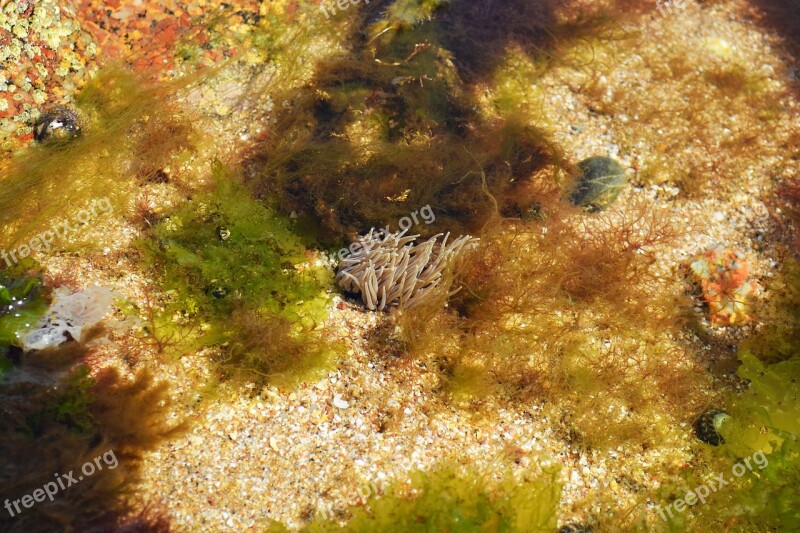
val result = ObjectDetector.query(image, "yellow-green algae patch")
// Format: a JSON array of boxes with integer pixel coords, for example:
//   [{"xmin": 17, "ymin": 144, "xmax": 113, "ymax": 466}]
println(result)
[
  {"xmin": 137, "ymin": 163, "xmax": 339, "ymax": 387},
  {"xmin": 269, "ymin": 463, "xmax": 561, "ymax": 532},
  {"xmin": 0, "ymin": 67, "xmax": 196, "ymax": 252}
]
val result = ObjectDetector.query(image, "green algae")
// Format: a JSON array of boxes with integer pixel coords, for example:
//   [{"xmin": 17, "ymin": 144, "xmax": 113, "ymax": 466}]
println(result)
[
  {"xmin": 653, "ymin": 349, "xmax": 800, "ymax": 532},
  {"xmin": 138, "ymin": 162, "xmax": 337, "ymax": 386},
  {"xmin": 0, "ymin": 269, "xmax": 49, "ymax": 355},
  {"xmin": 270, "ymin": 463, "xmax": 561, "ymax": 532}
]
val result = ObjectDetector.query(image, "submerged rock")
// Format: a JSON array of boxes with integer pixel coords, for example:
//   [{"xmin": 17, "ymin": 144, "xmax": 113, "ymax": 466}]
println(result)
[
  {"xmin": 694, "ymin": 408, "xmax": 730, "ymax": 446},
  {"xmin": 33, "ymin": 107, "xmax": 82, "ymax": 143},
  {"xmin": 569, "ymin": 156, "xmax": 626, "ymax": 211}
]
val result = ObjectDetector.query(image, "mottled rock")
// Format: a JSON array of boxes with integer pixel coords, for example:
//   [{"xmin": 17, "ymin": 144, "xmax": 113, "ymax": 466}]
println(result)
[{"xmin": 569, "ymin": 156, "xmax": 626, "ymax": 211}]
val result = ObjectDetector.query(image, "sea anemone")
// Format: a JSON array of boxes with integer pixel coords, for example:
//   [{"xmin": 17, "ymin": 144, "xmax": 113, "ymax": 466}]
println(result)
[{"xmin": 336, "ymin": 229, "xmax": 478, "ymax": 311}]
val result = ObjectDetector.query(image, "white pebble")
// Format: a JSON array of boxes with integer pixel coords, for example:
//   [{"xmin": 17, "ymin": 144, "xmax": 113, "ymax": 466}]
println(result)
[{"xmin": 333, "ymin": 394, "xmax": 349, "ymax": 409}]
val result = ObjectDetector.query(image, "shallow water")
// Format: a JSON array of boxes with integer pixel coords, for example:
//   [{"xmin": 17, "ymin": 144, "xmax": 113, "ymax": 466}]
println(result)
[{"xmin": 1, "ymin": 1, "xmax": 799, "ymax": 531}]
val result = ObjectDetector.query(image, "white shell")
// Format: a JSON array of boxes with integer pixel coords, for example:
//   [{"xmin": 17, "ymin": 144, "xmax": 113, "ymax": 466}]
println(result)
[{"xmin": 332, "ymin": 393, "xmax": 349, "ymax": 409}]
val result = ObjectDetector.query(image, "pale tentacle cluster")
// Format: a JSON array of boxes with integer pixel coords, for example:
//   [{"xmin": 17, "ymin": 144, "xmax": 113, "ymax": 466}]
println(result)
[{"xmin": 336, "ymin": 228, "xmax": 478, "ymax": 311}]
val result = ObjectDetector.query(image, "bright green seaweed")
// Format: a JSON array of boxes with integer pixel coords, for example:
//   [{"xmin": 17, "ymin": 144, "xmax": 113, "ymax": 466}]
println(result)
[
  {"xmin": 0, "ymin": 269, "xmax": 49, "ymax": 379},
  {"xmin": 138, "ymin": 162, "xmax": 337, "ymax": 385}
]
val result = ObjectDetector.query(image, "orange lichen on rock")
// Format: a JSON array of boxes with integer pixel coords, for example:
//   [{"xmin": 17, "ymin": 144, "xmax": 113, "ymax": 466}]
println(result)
[{"xmin": 688, "ymin": 246, "xmax": 759, "ymax": 326}]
